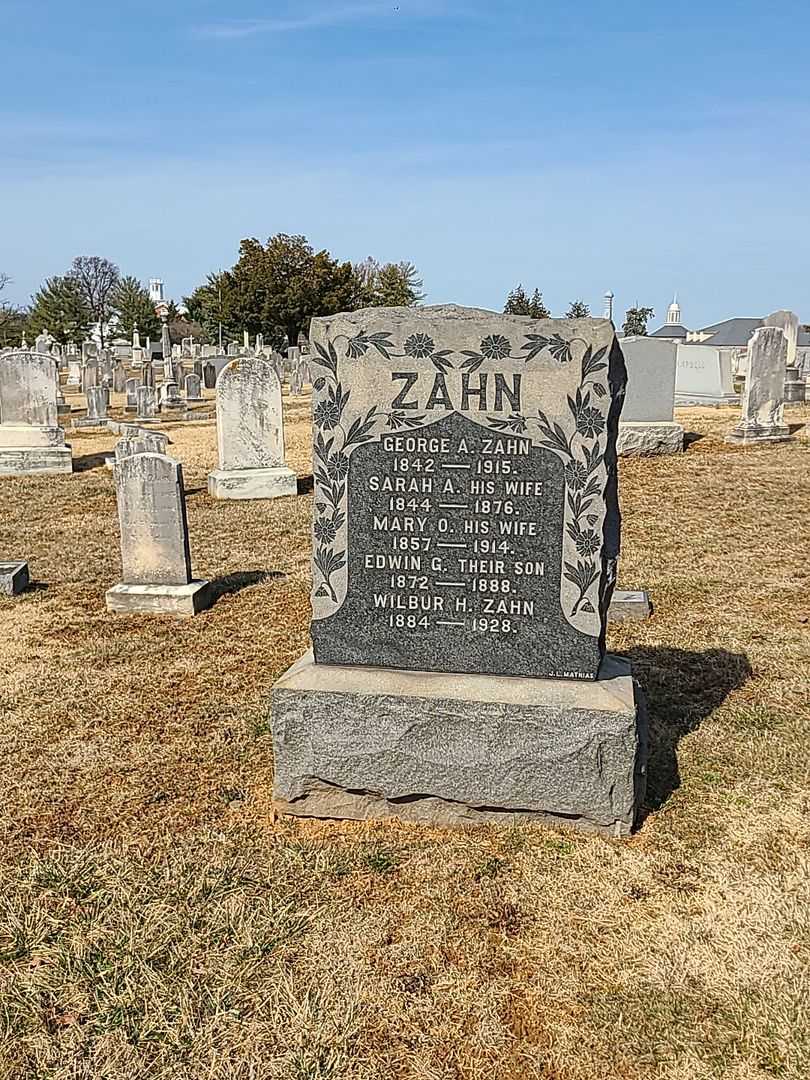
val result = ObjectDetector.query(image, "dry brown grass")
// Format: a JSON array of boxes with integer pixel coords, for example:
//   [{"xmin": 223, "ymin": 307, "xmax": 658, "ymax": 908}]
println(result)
[{"xmin": 0, "ymin": 398, "xmax": 808, "ymax": 1079}]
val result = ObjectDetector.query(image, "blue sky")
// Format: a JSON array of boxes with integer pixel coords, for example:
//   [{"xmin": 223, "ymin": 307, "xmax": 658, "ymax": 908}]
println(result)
[{"xmin": 3, "ymin": 0, "xmax": 810, "ymax": 328}]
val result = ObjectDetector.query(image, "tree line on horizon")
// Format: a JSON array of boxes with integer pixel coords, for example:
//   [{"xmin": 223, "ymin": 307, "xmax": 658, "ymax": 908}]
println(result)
[
  {"xmin": 0, "ymin": 234, "xmax": 425, "ymax": 351},
  {"xmin": 503, "ymin": 284, "xmax": 655, "ymax": 336}
]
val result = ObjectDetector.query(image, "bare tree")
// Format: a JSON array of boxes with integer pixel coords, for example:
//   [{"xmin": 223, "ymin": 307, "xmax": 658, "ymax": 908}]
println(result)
[
  {"xmin": 0, "ymin": 273, "xmax": 28, "ymax": 346},
  {"xmin": 68, "ymin": 256, "xmax": 120, "ymax": 346}
]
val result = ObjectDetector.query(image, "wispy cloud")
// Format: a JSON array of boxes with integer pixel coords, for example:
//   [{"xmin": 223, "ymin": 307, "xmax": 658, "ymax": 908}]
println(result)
[{"xmin": 193, "ymin": 1, "xmax": 470, "ymax": 40}]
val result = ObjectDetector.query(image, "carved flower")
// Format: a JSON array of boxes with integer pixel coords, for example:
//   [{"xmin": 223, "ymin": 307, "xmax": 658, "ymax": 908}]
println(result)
[
  {"xmin": 314, "ymin": 518, "xmax": 338, "ymax": 544},
  {"xmin": 575, "ymin": 530, "xmax": 600, "ymax": 557},
  {"xmin": 328, "ymin": 452, "xmax": 349, "ymax": 480},
  {"xmin": 404, "ymin": 333, "xmax": 435, "ymax": 359},
  {"xmin": 564, "ymin": 460, "xmax": 588, "ymax": 490},
  {"xmin": 314, "ymin": 399, "xmax": 341, "ymax": 430},
  {"xmin": 575, "ymin": 406, "xmax": 605, "ymax": 440},
  {"xmin": 480, "ymin": 334, "xmax": 511, "ymax": 360}
]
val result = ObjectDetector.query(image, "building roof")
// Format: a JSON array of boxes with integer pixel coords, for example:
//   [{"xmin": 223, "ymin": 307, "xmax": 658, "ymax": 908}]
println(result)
[
  {"xmin": 650, "ymin": 323, "xmax": 688, "ymax": 339},
  {"xmin": 694, "ymin": 317, "xmax": 763, "ymax": 347}
]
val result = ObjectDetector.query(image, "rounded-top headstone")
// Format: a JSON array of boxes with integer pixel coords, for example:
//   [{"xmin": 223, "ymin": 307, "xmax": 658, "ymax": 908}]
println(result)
[{"xmin": 216, "ymin": 355, "xmax": 284, "ymax": 470}]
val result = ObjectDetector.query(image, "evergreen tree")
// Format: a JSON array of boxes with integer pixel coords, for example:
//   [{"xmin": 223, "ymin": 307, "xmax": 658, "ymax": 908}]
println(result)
[
  {"xmin": 622, "ymin": 306, "xmax": 655, "ymax": 337},
  {"xmin": 354, "ymin": 258, "xmax": 425, "ymax": 307},
  {"xmin": 528, "ymin": 289, "xmax": 550, "ymax": 319},
  {"xmin": 504, "ymin": 284, "xmax": 530, "ymax": 315},
  {"xmin": 565, "ymin": 300, "xmax": 590, "ymax": 319},
  {"xmin": 28, "ymin": 275, "xmax": 92, "ymax": 343},
  {"xmin": 111, "ymin": 276, "xmax": 160, "ymax": 340}
]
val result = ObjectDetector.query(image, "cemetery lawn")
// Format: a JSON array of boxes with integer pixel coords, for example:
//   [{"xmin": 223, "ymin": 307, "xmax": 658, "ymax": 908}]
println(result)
[{"xmin": 1, "ymin": 398, "xmax": 809, "ymax": 1080}]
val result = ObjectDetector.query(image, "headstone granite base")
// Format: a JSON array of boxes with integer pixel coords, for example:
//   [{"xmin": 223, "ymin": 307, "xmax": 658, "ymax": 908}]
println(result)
[
  {"xmin": 105, "ymin": 580, "xmax": 213, "ymax": 618},
  {"xmin": 0, "ymin": 446, "xmax": 73, "ymax": 476},
  {"xmin": 208, "ymin": 466, "xmax": 297, "ymax": 500},
  {"xmin": 617, "ymin": 421, "xmax": 684, "ymax": 457},
  {"xmin": 271, "ymin": 652, "xmax": 647, "ymax": 837},
  {"xmin": 0, "ymin": 560, "xmax": 30, "ymax": 596}
]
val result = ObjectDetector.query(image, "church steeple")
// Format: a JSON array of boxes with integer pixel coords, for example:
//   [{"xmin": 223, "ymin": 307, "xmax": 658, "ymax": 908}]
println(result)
[{"xmin": 666, "ymin": 295, "xmax": 681, "ymax": 325}]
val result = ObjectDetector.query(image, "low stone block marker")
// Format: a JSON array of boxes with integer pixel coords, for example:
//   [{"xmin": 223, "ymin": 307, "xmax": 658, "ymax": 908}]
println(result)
[
  {"xmin": 608, "ymin": 590, "xmax": 652, "ymax": 622},
  {"xmin": 106, "ymin": 452, "xmax": 214, "ymax": 617},
  {"xmin": 208, "ymin": 355, "xmax": 297, "ymax": 500},
  {"xmin": 0, "ymin": 560, "xmax": 30, "ymax": 596},
  {"xmin": 0, "ymin": 350, "xmax": 73, "ymax": 475}
]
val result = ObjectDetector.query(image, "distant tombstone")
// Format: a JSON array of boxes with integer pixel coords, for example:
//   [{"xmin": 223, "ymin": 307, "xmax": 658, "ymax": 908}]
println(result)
[
  {"xmin": 100, "ymin": 351, "xmax": 114, "ymax": 386},
  {"xmin": 617, "ymin": 337, "xmax": 683, "ymax": 456},
  {"xmin": 181, "ymin": 336, "xmax": 193, "ymax": 359},
  {"xmin": 184, "ymin": 373, "xmax": 203, "ymax": 401},
  {"xmin": 142, "ymin": 361, "xmax": 155, "ymax": 389},
  {"xmin": 161, "ymin": 324, "xmax": 172, "ymax": 362},
  {"xmin": 202, "ymin": 362, "xmax": 216, "ymax": 389},
  {"xmin": 202, "ymin": 344, "xmax": 218, "ymax": 358},
  {"xmin": 35, "ymin": 331, "xmax": 53, "ymax": 355},
  {"xmin": 726, "ymin": 326, "xmax": 792, "ymax": 444},
  {"xmin": 0, "ymin": 350, "xmax": 73, "ymax": 475},
  {"xmin": 125, "ymin": 378, "xmax": 138, "ymax": 412},
  {"xmin": 227, "ymin": 341, "xmax": 240, "ymax": 356},
  {"xmin": 255, "ymin": 332, "xmax": 264, "ymax": 353},
  {"xmin": 172, "ymin": 360, "xmax": 185, "ymax": 387},
  {"xmin": 66, "ymin": 360, "xmax": 82, "ymax": 387},
  {"xmin": 136, "ymin": 385, "xmax": 158, "ymax": 422},
  {"xmin": 764, "ymin": 310, "xmax": 799, "ymax": 367},
  {"xmin": 81, "ymin": 359, "xmax": 98, "ymax": 393},
  {"xmin": 243, "ymin": 330, "xmax": 250, "ymax": 349},
  {"xmin": 113, "ymin": 361, "xmax": 127, "ymax": 394},
  {"xmin": 269, "ymin": 305, "xmax": 645, "ymax": 836},
  {"xmin": 76, "ymin": 384, "xmax": 109, "ymax": 427},
  {"xmin": 289, "ymin": 362, "xmax": 304, "ymax": 396},
  {"xmin": 106, "ymin": 452, "xmax": 213, "ymax": 616},
  {"xmin": 208, "ymin": 355, "xmax": 296, "ymax": 500},
  {"xmin": 81, "ymin": 341, "xmax": 98, "ymax": 362},
  {"xmin": 674, "ymin": 345, "xmax": 738, "ymax": 406}
]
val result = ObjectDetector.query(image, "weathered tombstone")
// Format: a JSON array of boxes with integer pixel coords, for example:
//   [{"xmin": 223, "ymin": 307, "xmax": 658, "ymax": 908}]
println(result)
[
  {"xmin": 208, "ymin": 356, "xmax": 296, "ymax": 499},
  {"xmin": 243, "ymin": 330, "xmax": 250, "ymax": 349},
  {"xmin": 617, "ymin": 337, "xmax": 683, "ymax": 455},
  {"xmin": 184, "ymin": 373, "xmax": 203, "ymax": 401},
  {"xmin": 75, "ymin": 384, "xmax": 109, "ymax": 427},
  {"xmin": 106, "ymin": 452, "xmax": 213, "ymax": 617},
  {"xmin": 181, "ymin": 336, "xmax": 193, "ymax": 359},
  {"xmin": 35, "ymin": 330, "xmax": 54, "ymax": 354},
  {"xmin": 674, "ymin": 345, "xmax": 738, "ymax": 406},
  {"xmin": 726, "ymin": 326, "xmax": 792, "ymax": 444},
  {"xmin": 289, "ymin": 362, "xmax": 304, "ymax": 396},
  {"xmin": 0, "ymin": 351, "xmax": 73, "ymax": 474},
  {"xmin": 784, "ymin": 364, "xmax": 806, "ymax": 404},
  {"xmin": 81, "ymin": 359, "xmax": 98, "ymax": 394},
  {"xmin": 764, "ymin": 310, "xmax": 799, "ymax": 367},
  {"xmin": 136, "ymin": 385, "xmax": 158, "ymax": 423},
  {"xmin": 114, "ymin": 430, "xmax": 169, "ymax": 462},
  {"xmin": 100, "ymin": 351, "xmax": 114, "ymax": 387},
  {"xmin": 113, "ymin": 361, "xmax": 127, "ymax": 394},
  {"xmin": 142, "ymin": 361, "xmax": 155, "ymax": 389},
  {"xmin": 227, "ymin": 341, "xmax": 240, "ymax": 357},
  {"xmin": 255, "ymin": 332, "xmax": 264, "ymax": 354},
  {"xmin": 125, "ymin": 378, "xmax": 138, "ymax": 412},
  {"xmin": 270, "ymin": 305, "xmax": 646, "ymax": 835},
  {"xmin": 202, "ymin": 362, "xmax": 216, "ymax": 389},
  {"xmin": 66, "ymin": 359, "xmax": 82, "ymax": 388},
  {"xmin": 161, "ymin": 324, "xmax": 172, "ymax": 364},
  {"xmin": 81, "ymin": 341, "xmax": 98, "ymax": 362},
  {"xmin": 608, "ymin": 590, "xmax": 652, "ymax": 623},
  {"xmin": 0, "ymin": 560, "xmax": 30, "ymax": 596}
]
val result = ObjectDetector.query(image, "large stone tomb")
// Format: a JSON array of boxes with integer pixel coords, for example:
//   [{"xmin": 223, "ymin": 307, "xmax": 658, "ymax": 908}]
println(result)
[
  {"xmin": 208, "ymin": 356, "xmax": 297, "ymax": 500},
  {"xmin": 618, "ymin": 337, "xmax": 683, "ymax": 456},
  {"xmin": 270, "ymin": 305, "xmax": 647, "ymax": 835},
  {"xmin": 106, "ymin": 452, "xmax": 213, "ymax": 617},
  {"xmin": 0, "ymin": 350, "xmax": 72, "ymax": 475},
  {"xmin": 726, "ymin": 326, "xmax": 792, "ymax": 445}
]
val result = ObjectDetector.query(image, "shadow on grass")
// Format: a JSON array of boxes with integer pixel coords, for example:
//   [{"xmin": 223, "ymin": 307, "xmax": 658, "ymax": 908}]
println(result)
[
  {"xmin": 297, "ymin": 474, "xmax": 314, "ymax": 496},
  {"xmin": 73, "ymin": 452, "xmax": 109, "ymax": 472},
  {"xmin": 209, "ymin": 570, "xmax": 285, "ymax": 601},
  {"xmin": 624, "ymin": 646, "xmax": 752, "ymax": 819},
  {"xmin": 683, "ymin": 432, "xmax": 706, "ymax": 449},
  {"xmin": 788, "ymin": 421, "xmax": 807, "ymax": 434}
]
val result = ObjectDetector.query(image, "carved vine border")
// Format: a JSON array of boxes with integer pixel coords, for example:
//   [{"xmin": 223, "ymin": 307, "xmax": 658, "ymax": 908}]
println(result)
[{"xmin": 310, "ymin": 331, "xmax": 608, "ymax": 617}]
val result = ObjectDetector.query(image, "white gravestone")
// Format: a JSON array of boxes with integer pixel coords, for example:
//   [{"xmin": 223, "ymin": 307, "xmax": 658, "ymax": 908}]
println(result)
[
  {"xmin": 184, "ymin": 373, "xmax": 203, "ymax": 401},
  {"xmin": 136, "ymin": 385, "xmax": 158, "ymax": 422},
  {"xmin": 207, "ymin": 356, "xmax": 297, "ymax": 500},
  {"xmin": 106, "ymin": 452, "xmax": 213, "ymax": 617},
  {"xmin": 674, "ymin": 345, "xmax": 738, "ymax": 406},
  {"xmin": 0, "ymin": 351, "xmax": 72, "ymax": 475},
  {"xmin": 75, "ymin": 384, "xmax": 109, "ymax": 427},
  {"xmin": 617, "ymin": 337, "xmax": 683, "ymax": 455},
  {"xmin": 125, "ymin": 379, "xmax": 138, "ymax": 412},
  {"xmin": 726, "ymin": 326, "xmax": 792, "ymax": 444}
]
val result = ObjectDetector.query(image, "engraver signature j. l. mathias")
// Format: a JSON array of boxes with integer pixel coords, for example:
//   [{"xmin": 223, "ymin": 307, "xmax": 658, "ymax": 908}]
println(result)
[{"xmin": 310, "ymin": 330, "xmax": 609, "ymax": 620}]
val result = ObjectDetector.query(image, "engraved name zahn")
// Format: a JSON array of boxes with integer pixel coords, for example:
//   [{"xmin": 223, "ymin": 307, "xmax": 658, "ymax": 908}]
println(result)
[{"xmin": 391, "ymin": 372, "xmax": 522, "ymax": 411}]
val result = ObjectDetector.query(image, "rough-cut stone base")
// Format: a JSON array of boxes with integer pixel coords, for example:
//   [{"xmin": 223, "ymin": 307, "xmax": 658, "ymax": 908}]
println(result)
[
  {"xmin": 608, "ymin": 589, "xmax": 652, "ymax": 622},
  {"xmin": 0, "ymin": 446, "xmax": 73, "ymax": 476},
  {"xmin": 0, "ymin": 560, "xmax": 30, "ymax": 596},
  {"xmin": 674, "ymin": 394, "xmax": 739, "ymax": 407},
  {"xmin": 208, "ymin": 466, "xmax": 297, "ymax": 500},
  {"xmin": 617, "ymin": 422, "xmax": 683, "ymax": 457},
  {"xmin": 74, "ymin": 417, "xmax": 109, "ymax": 429},
  {"xmin": 725, "ymin": 425, "xmax": 794, "ymax": 445},
  {"xmin": 270, "ymin": 652, "xmax": 647, "ymax": 836},
  {"xmin": 105, "ymin": 580, "xmax": 214, "ymax": 617}
]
